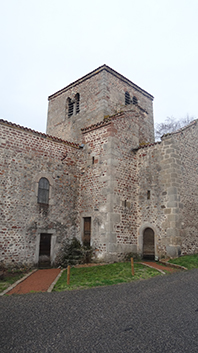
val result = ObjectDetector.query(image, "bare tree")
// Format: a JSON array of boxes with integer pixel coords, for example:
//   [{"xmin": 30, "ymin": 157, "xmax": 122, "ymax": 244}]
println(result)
[{"xmin": 155, "ymin": 115, "xmax": 195, "ymax": 141}]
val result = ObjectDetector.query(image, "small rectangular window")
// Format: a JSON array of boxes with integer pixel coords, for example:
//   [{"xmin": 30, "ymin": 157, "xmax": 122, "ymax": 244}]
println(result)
[
  {"xmin": 147, "ymin": 190, "xmax": 150, "ymax": 200},
  {"xmin": 83, "ymin": 217, "xmax": 91, "ymax": 247}
]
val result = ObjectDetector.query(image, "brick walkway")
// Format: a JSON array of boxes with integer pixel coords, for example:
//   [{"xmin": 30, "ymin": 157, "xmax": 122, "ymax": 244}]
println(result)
[
  {"xmin": 5, "ymin": 262, "xmax": 180, "ymax": 295},
  {"xmin": 7, "ymin": 268, "xmax": 61, "ymax": 295},
  {"xmin": 142, "ymin": 261, "xmax": 178, "ymax": 273}
]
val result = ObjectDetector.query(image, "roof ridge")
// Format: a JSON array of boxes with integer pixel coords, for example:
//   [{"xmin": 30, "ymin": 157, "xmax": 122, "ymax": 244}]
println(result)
[
  {"xmin": 81, "ymin": 104, "xmax": 148, "ymax": 133},
  {"xmin": 0, "ymin": 119, "xmax": 80, "ymax": 148},
  {"xmin": 48, "ymin": 64, "xmax": 154, "ymax": 100},
  {"xmin": 132, "ymin": 141, "xmax": 161, "ymax": 152},
  {"xmin": 162, "ymin": 119, "xmax": 198, "ymax": 138}
]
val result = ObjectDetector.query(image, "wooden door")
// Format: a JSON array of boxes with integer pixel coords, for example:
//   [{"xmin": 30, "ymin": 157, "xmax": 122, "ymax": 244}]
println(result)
[
  {"xmin": 83, "ymin": 217, "xmax": 91, "ymax": 247},
  {"xmin": 39, "ymin": 233, "xmax": 51, "ymax": 267},
  {"xmin": 143, "ymin": 228, "xmax": 155, "ymax": 260}
]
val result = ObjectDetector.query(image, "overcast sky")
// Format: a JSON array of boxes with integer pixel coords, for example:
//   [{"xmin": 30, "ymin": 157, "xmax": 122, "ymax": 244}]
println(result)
[{"xmin": 1, "ymin": 0, "xmax": 198, "ymax": 134}]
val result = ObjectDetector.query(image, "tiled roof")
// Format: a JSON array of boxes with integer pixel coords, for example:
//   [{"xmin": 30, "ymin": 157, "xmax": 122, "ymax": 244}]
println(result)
[
  {"xmin": 0, "ymin": 119, "xmax": 80, "ymax": 148},
  {"xmin": 81, "ymin": 105, "xmax": 148, "ymax": 133},
  {"xmin": 48, "ymin": 64, "xmax": 154, "ymax": 100},
  {"xmin": 81, "ymin": 118, "xmax": 112, "ymax": 133},
  {"xmin": 161, "ymin": 119, "xmax": 198, "ymax": 138},
  {"xmin": 131, "ymin": 141, "xmax": 161, "ymax": 152}
]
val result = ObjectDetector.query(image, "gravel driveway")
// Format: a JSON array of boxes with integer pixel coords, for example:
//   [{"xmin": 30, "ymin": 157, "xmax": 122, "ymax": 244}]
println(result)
[{"xmin": 1, "ymin": 269, "xmax": 198, "ymax": 352}]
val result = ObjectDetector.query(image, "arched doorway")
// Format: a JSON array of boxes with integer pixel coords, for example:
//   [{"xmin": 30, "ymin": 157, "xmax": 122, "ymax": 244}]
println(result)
[{"xmin": 143, "ymin": 228, "xmax": 155, "ymax": 260}]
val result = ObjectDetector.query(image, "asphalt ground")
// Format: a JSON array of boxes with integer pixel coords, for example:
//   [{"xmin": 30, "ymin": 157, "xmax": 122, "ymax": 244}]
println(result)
[{"xmin": 1, "ymin": 269, "xmax": 198, "ymax": 353}]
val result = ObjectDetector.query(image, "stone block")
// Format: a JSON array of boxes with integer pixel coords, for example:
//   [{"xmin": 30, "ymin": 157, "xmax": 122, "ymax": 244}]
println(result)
[
  {"xmin": 166, "ymin": 228, "xmax": 179, "ymax": 237},
  {"xmin": 166, "ymin": 245, "xmax": 181, "ymax": 258},
  {"xmin": 166, "ymin": 201, "xmax": 178, "ymax": 208},
  {"xmin": 164, "ymin": 208, "xmax": 171, "ymax": 214},
  {"xmin": 167, "ymin": 187, "xmax": 177, "ymax": 195}
]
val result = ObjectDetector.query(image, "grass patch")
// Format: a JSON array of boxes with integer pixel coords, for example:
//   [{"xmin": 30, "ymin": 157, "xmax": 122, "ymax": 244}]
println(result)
[
  {"xmin": 53, "ymin": 262, "xmax": 160, "ymax": 292},
  {"xmin": 169, "ymin": 254, "xmax": 198, "ymax": 270},
  {"xmin": 0, "ymin": 273, "xmax": 25, "ymax": 293}
]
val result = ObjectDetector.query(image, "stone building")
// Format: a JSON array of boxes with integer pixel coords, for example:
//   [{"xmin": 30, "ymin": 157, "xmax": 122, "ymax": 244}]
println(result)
[{"xmin": 1, "ymin": 65, "xmax": 198, "ymax": 267}]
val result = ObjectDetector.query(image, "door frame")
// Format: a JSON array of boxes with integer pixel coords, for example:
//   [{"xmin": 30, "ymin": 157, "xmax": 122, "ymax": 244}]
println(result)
[
  {"xmin": 143, "ymin": 227, "xmax": 155, "ymax": 259},
  {"xmin": 138, "ymin": 222, "xmax": 158, "ymax": 259},
  {"xmin": 35, "ymin": 229, "xmax": 56, "ymax": 265},
  {"xmin": 81, "ymin": 215, "xmax": 92, "ymax": 247}
]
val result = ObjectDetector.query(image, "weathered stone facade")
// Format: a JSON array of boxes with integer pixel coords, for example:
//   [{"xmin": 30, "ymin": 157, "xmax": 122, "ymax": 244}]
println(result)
[
  {"xmin": 0, "ymin": 122, "xmax": 81, "ymax": 266},
  {"xmin": 0, "ymin": 65, "xmax": 198, "ymax": 267},
  {"xmin": 47, "ymin": 65, "xmax": 154, "ymax": 144}
]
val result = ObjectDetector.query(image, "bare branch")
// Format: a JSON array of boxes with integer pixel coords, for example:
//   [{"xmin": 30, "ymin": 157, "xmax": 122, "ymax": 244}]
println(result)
[{"xmin": 155, "ymin": 116, "xmax": 195, "ymax": 141}]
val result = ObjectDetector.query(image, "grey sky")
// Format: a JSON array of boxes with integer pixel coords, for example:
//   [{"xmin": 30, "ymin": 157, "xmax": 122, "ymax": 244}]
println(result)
[{"xmin": 1, "ymin": 0, "xmax": 198, "ymax": 134}]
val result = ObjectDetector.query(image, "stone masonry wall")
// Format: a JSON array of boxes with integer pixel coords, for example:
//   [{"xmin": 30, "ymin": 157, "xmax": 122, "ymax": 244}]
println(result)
[
  {"xmin": 79, "ymin": 108, "xmax": 146, "ymax": 260},
  {"xmin": 167, "ymin": 121, "xmax": 198, "ymax": 255},
  {"xmin": 46, "ymin": 65, "xmax": 154, "ymax": 144},
  {"xmin": 137, "ymin": 137, "xmax": 183, "ymax": 258},
  {"xmin": 104, "ymin": 70, "xmax": 154, "ymax": 144},
  {"xmin": 109, "ymin": 113, "xmax": 139, "ymax": 258},
  {"xmin": 79, "ymin": 122, "xmax": 110, "ymax": 258},
  {"xmin": 47, "ymin": 69, "xmax": 107, "ymax": 143},
  {"xmin": 0, "ymin": 121, "xmax": 81, "ymax": 267},
  {"xmin": 80, "ymin": 119, "xmax": 198, "ymax": 260}
]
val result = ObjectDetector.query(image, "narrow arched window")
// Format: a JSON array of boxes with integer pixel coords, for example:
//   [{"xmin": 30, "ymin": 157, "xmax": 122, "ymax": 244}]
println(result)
[
  {"xmin": 67, "ymin": 97, "xmax": 73, "ymax": 118},
  {"xmin": 133, "ymin": 96, "xmax": 138, "ymax": 105},
  {"xmin": 38, "ymin": 178, "xmax": 49, "ymax": 204},
  {"xmin": 125, "ymin": 91, "xmax": 130, "ymax": 105},
  {"xmin": 75, "ymin": 93, "xmax": 80, "ymax": 114}
]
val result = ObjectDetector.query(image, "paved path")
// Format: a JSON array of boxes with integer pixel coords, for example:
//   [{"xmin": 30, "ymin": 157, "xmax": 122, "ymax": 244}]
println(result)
[
  {"xmin": 7, "ymin": 268, "xmax": 61, "ymax": 295},
  {"xmin": 142, "ymin": 261, "xmax": 179, "ymax": 273},
  {"xmin": 6, "ymin": 262, "xmax": 178, "ymax": 295},
  {"xmin": 1, "ymin": 269, "xmax": 198, "ymax": 352}
]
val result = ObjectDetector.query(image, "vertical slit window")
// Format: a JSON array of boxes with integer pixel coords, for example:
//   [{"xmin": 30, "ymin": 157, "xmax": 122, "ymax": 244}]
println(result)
[
  {"xmin": 38, "ymin": 178, "xmax": 49, "ymax": 204},
  {"xmin": 133, "ymin": 96, "xmax": 138, "ymax": 105},
  {"xmin": 125, "ymin": 91, "xmax": 130, "ymax": 105},
  {"xmin": 147, "ymin": 190, "xmax": 151, "ymax": 200},
  {"xmin": 75, "ymin": 93, "xmax": 80, "ymax": 114},
  {"xmin": 68, "ymin": 97, "xmax": 73, "ymax": 117}
]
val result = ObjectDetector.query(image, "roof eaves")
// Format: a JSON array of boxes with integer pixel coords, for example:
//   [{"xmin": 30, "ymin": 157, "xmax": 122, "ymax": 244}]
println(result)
[
  {"xmin": 48, "ymin": 64, "xmax": 154, "ymax": 101},
  {"xmin": 0, "ymin": 119, "xmax": 80, "ymax": 148},
  {"xmin": 161, "ymin": 119, "xmax": 198, "ymax": 139}
]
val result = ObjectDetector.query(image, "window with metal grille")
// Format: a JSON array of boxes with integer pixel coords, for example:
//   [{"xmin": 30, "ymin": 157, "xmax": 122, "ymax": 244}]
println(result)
[
  {"xmin": 38, "ymin": 178, "xmax": 49, "ymax": 204},
  {"xmin": 75, "ymin": 93, "xmax": 80, "ymax": 114},
  {"xmin": 133, "ymin": 96, "xmax": 138, "ymax": 105},
  {"xmin": 68, "ymin": 97, "xmax": 73, "ymax": 117},
  {"xmin": 125, "ymin": 91, "xmax": 131, "ymax": 105}
]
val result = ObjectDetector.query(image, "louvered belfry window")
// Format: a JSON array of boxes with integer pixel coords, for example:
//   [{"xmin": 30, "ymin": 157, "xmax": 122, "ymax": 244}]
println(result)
[
  {"xmin": 75, "ymin": 93, "xmax": 80, "ymax": 114},
  {"xmin": 125, "ymin": 91, "xmax": 130, "ymax": 105},
  {"xmin": 68, "ymin": 97, "xmax": 73, "ymax": 117},
  {"xmin": 38, "ymin": 178, "xmax": 49, "ymax": 204},
  {"xmin": 133, "ymin": 96, "xmax": 138, "ymax": 105}
]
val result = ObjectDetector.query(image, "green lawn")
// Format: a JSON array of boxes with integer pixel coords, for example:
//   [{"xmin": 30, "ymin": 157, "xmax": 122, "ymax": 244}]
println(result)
[
  {"xmin": 53, "ymin": 262, "xmax": 160, "ymax": 292},
  {"xmin": 168, "ymin": 254, "xmax": 198, "ymax": 270},
  {"xmin": 0, "ymin": 273, "xmax": 25, "ymax": 293}
]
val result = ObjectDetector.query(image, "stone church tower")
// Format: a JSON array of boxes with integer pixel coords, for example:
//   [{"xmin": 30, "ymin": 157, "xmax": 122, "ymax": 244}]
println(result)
[
  {"xmin": 46, "ymin": 65, "xmax": 155, "ymax": 261},
  {"xmin": 46, "ymin": 65, "xmax": 154, "ymax": 144},
  {"xmin": 1, "ymin": 65, "xmax": 198, "ymax": 267}
]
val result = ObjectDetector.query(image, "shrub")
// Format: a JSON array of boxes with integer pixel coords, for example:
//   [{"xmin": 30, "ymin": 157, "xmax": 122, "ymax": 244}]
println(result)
[
  {"xmin": 124, "ymin": 252, "xmax": 142, "ymax": 262},
  {"xmin": 58, "ymin": 237, "xmax": 93, "ymax": 267}
]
